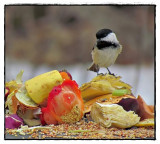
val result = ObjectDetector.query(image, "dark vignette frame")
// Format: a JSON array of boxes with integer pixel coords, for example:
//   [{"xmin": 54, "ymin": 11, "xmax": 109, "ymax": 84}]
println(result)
[{"xmin": 4, "ymin": 3, "xmax": 156, "ymax": 140}]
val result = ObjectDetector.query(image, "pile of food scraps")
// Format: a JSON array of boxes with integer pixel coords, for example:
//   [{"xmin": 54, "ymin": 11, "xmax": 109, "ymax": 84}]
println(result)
[{"xmin": 5, "ymin": 70, "xmax": 155, "ymax": 139}]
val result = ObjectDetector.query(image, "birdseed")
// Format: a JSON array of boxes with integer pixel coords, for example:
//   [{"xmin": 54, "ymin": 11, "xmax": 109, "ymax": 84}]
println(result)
[{"xmin": 5, "ymin": 120, "xmax": 154, "ymax": 139}]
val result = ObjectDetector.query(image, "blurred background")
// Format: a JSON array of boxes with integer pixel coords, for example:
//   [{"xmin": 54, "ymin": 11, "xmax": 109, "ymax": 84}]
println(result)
[{"xmin": 5, "ymin": 5, "xmax": 155, "ymax": 105}]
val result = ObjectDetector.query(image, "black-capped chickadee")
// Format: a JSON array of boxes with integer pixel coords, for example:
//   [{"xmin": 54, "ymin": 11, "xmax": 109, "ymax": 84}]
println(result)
[{"xmin": 88, "ymin": 29, "xmax": 122, "ymax": 75}]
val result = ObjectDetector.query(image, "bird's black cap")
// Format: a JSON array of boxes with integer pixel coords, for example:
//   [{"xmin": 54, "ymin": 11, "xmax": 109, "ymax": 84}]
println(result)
[{"xmin": 96, "ymin": 29, "xmax": 112, "ymax": 39}]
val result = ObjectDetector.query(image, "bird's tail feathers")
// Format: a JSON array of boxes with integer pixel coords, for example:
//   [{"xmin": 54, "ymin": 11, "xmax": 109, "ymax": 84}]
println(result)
[{"xmin": 87, "ymin": 63, "xmax": 99, "ymax": 73}]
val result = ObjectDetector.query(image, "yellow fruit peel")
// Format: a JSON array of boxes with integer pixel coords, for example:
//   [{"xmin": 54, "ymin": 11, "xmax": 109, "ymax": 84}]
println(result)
[
  {"xmin": 80, "ymin": 74, "xmax": 132, "ymax": 102},
  {"xmin": 5, "ymin": 91, "xmax": 18, "ymax": 114},
  {"xmin": 91, "ymin": 102, "xmax": 140, "ymax": 128},
  {"xmin": 16, "ymin": 85, "xmax": 38, "ymax": 108},
  {"xmin": 5, "ymin": 70, "xmax": 24, "ymax": 93},
  {"xmin": 134, "ymin": 118, "xmax": 154, "ymax": 127},
  {"xmin": 84, "ymin": 94, "xmax": 135, "ymax": 113},
  {"xmin": 25, "ymin": 70, "xmax": 63, "ymax": 105}
]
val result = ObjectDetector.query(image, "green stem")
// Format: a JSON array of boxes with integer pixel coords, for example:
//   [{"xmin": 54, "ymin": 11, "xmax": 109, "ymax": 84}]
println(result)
[
  {"xmin": 112, "ymin": 89, "xmax": 129, "ymax": 96},
  {"xmin": 68, "ymin": 129, "xmax": 92, "ymax": 133}
]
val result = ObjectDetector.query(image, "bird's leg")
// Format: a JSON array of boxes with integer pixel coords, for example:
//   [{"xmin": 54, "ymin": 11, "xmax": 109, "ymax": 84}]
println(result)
[
  {"xmin": 107, "ymin": 68, "xmax": 111, "ymax": 74},
  {"xmin": 106, "ymin": 68, "xmax": 115, "ymax": 76}
]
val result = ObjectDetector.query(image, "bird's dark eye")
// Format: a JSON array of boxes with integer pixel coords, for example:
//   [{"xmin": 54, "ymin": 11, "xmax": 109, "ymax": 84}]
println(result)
[{"xmin": 97, "ymin": 41, "xmax": 117, "ymax": 49}]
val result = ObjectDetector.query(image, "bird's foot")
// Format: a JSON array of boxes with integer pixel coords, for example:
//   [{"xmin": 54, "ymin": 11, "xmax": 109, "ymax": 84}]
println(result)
[
  {"xmin": 106, "ymin": 68, "xmax": 115, "ymax": 76},
  {"xmin": 107, "ymin": 72, "xmax": 115, "ymax": 76},
  {"xmin": 97, "ymin": 73, "xmax": 105, "ymax": 76}
]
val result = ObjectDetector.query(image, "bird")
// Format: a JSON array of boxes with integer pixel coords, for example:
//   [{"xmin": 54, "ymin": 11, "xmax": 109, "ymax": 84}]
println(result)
[{"xmin": 88, "ymin": 28, "xmax": 122, "ymax": 75}]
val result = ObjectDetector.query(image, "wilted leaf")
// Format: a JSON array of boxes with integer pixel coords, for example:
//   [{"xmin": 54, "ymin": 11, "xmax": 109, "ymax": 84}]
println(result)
[{"xmin": 137, "ymin": 95, "xmax": 154, "ymax": 120}]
